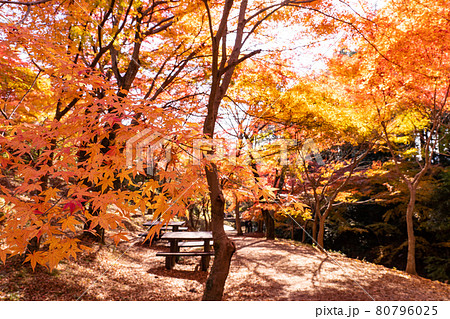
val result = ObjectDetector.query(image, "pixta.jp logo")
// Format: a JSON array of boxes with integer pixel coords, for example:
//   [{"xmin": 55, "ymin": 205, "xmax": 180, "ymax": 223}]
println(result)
[
  {"xmin": 125, "ymin": 129, "xmax": 172, "ymax": 175},
  {"xmin": 126, "ymin": 129, "xmax": 324, "ymax": 173}
]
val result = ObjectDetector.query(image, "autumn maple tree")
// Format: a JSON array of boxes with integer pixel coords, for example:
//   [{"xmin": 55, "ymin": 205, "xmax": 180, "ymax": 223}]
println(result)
[
  {"xmin": 326, "ymin": 0, "xmax": 450, "ymax": 274},
  {"xmin": 1, "ymin": 0, "xmax": 344, "ymax": 301},
  {"xmin": 0, "ymin": 0, "xmax": 206, "ymax": 268},
  {"xmin": 241, "ymin": 69, "xmax": 378, "ymax": 248},
  {"xmin": 2, "ymin": 0, "xmax": 447, "ymax": 301}
]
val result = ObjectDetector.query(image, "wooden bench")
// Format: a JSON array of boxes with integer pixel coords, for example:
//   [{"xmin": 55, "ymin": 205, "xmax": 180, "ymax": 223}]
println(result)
[
  {"xmin": 177, "ymin": 240, "xmax": 213, "ymax": 247},
  {"xmin": 161, "ymin": 226, "xmax": 188, "ymax": 231},
  {"xmin": 138, "ymin": 225, "xmax": 188, "ymax": 245},
  {"xmin": 138, "ymin": 227, "xmax": 189, "ymax": 238},
  {"xmin": 158, "ymin": 231, "xmax": 213, "ymax": 271},
  {"xmin": 156, "ymin": 251, "xmax": 214, "ymax": 271},
  {"xmin": 138, "ymin": 232, "xmax": 153, "ymax": 237}
]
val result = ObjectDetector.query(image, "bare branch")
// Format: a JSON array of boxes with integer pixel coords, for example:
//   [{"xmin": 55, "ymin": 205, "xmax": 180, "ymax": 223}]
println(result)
[
  {"xmin": 14, "ymin": 2, "xmax": 31, "ymax": 25},
  {"xmin": 0, "ymin": 0, "xmax": 52, "ymax": 5},
  {"xmin": 145, "ymin": 44, "xmax": 205, "ymax": 101},
  {"xmin": 144, "ymin": 15, "xmax": 175, "ymax": 36},
  {"xmin": 8, "ymin": 70, "xmax": 41, "ymax": 120},
  {"xmin": 0, "ymin": 108, "xmax": 8, "ymax": 119},
  {"xmin": 218, "ymin": 49, "xmax": 261, "ymax": 76},
  {"xmin": 90, "ymin": 0, "xmax": 134, "ymax": 68}
]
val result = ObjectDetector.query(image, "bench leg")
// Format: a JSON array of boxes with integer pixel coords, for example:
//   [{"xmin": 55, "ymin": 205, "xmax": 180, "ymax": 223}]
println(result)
[
  {"xmin": 174, "ymin": 245, "xmax": 181, "ymax": 264},
  {"xmin": 200, "ymin": 255, "xmax": 209, "ymax": 271},
  {"xmin": 165, "ymin": 256, "xmax": 173, "ymax": 270},
  {"xmin": 166, "ymin": 240, "xmax": 179, "ymax": 269}
]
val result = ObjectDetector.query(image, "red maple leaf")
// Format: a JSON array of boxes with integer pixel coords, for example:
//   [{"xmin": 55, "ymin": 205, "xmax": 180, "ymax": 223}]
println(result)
[
  {"xmin": 63, "ymin": 200, "xmax": 83, "ymax": 214},
  {"xmin": 33, "ymin": 209, "xmax": 44, "ymax": 215}
]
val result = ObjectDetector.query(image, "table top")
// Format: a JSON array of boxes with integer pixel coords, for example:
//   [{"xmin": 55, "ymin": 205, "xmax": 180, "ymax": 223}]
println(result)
[
  {"xmin": 161, "ymin": 231, "xmax": 213, "ymax": 240},
  {"xmin": 143, "ymin": 220, "xmax": 186, "ymax": 227}
]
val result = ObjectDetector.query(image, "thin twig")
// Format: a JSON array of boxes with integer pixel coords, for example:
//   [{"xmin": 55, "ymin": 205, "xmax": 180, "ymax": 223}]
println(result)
[
  {"xmin": 15, "ymin": 2, "xmax": 30, "ymax": 25},
  {"xmin": 0, "ymin": 0, "xmax": 52, "ymax": 5},
  {"xmin": 8, "ymin": 70, "xmax": 41, "ymax": 120}
]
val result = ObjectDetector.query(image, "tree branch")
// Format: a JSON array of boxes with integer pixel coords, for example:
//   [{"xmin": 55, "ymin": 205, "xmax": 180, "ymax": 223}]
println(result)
[
  {"xmin": 219, "ymin": 49, "xmax": 261, "ymax": 77},
  {"xmin": 0, "ymin": 0, "xmax": 52, "ymax": 5},
  {"xmin": 14, "ymin": 2, "xmax": 31, "ymax": 25},
  {"xmin": 8, "ymin": 70, "xmax": 41, "ymax": 120}
]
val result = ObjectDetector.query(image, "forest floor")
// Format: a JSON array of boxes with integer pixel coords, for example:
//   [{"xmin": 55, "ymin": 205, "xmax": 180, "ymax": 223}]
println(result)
[{"xmin": 1, "ymin": 228, "xmax": 449, "ymax": 301}]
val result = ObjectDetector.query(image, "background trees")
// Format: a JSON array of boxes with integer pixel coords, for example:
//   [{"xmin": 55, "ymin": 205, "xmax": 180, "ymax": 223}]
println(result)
[
  {"xmin": 328, "ymin": 0, "xmax": 450, "ymax": 275},
  {"xmin": 0, "ymin": 0, "xmax": 449, "ymax": 301}
]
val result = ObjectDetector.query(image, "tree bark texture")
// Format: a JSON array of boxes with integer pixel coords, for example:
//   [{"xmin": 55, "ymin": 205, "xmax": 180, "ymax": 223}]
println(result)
[
  {"xmin": 234, "ymin": 193, "xmax": 243, "ymax": 235},
  {"xmin": 405, "ymin": 186, "xmax": 417, "ymax": 275},
  {"xmin": 263, "ymin": 210, "xmax": 275, "ymax": 240},
  {"xmin": 202, "ymin": 164, "xmax": 236, "ymax": 300},
  {"xmin": 318, "ymin": 216, "xmax": 325, "ymax": 248}
]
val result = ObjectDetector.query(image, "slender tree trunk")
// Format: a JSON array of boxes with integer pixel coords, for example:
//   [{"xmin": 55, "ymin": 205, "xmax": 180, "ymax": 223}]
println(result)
[
  {"xmin": 317, "ymin": 215, "xmax": 325, "ymax": 249},
  {"xmin": 234, "ymin": 193, "xmax": 242, "ymax": 235},
  {"xmin": 188, "ymin": 204, "xmax": 198, "ymax": 230},
  {"xmin": 201, "ymin": 0, "xmax": 253, "ymax": 300},
  {"xmin": 292, "ymin": 219, "xmax": 295, "ymax": 240},
  {"xmin": 202, "ymin": 164, "xmax": 236, "ymax": 300},
  {"xmin": 202, "ymin": 207, "xmax": 210, "ymax": 231},
  {"xmin": 257, "ymin": 219, "xmax": 263, "ymax": 233},
  {"xmin": 380, "ymin": 119, "xmax": 434, "ymax": 277},
  {"xmin": 405, "ymin": 185, "xmax": 417, "ymax": 275},
  {"xmin": 262, "ymin": 167, "xmax": 284, "ymax": 240},
  {"xmin": 201, "ymin": 61, "xmax": 237, "ymax": 299},
  {"xmin": 263, "ymin": 209, "xmax": 275, "ymax": 240},
  {"xmin": 27, "ymin": 237, "xmax": 41, "ymax": 254},
  {"xmin": 312, "ymin": 206, "xmax": 320, "ymax": 243},
  {"xmin": 302, "ymin": 220, "xmax": 307, "ymax": 243},
  {"xmin": 312, "ymin": 217, "xmax": 317, "ymax": 243}
]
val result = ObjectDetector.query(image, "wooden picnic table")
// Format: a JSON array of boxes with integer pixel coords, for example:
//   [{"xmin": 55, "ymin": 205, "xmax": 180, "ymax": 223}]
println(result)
[
  {"xmin": 157, "ymin": 231, "xmax": 214, "ymax": 271},
  {"xmin": 143, "ymin": 220, "xmax": 186, "ymax": 231},
  {"xmin": 140, "ymin": 221, "xmax": 187, "ymax": 245}
]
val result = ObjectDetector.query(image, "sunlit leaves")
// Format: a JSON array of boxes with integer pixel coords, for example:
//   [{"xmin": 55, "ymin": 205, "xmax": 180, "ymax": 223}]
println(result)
[
  {"xmin": 276, "ymin": 202, "xmax": 312, "ymax": 220},
  {"xmin": 24, "ymin": 251, "xmax": 45, "ymax": 271},
  {"xmin": 0, "ymin": 0, "xmax": 408, "ymax": 274}
]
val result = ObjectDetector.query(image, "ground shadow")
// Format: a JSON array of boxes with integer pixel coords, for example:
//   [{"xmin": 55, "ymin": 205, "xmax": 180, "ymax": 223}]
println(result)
[{"xmin": 146, "ymin": 266, "xmax": 208, "ymax": 283}]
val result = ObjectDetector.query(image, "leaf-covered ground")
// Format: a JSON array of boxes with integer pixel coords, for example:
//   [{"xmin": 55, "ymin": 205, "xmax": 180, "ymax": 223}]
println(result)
[{"xmin": 1, "ymin": 230, "xmax": 449, "ymax": 301}]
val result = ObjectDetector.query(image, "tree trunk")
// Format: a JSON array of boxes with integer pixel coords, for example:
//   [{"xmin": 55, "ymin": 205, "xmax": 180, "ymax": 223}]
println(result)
[
  {"xmin": 312, "ymin": 215, "xmax": 319, "ymax": 243},
  {"xmin": 292, "ymin": 220, "xmax": 296, "ymax": 240},
  {"xmin": 234, "ymin": 193, "xmax": 242, "ymax": 236},
  {"xmin": 26, "ymin": 237, "xmax": 40, "ymax": 254},
  {"xmin": 312, "ymin": 199, "xmax": 321, "ymax": 243},
  {"xmin": 202, "ymin": 164, "xmax": 236, "ymax": 300},
  {"xmin": 188, "ymin": 204, "xmax": 199, "ymax": 230},
  {"xmin": 317, "ymin": 215, "xmax": 325, "ymax": 249},
  {"xmin": 263, "ymin": 209, "xmax": 275, "ymax": 240},
  {"xmin": 83, "ymin": 204, "xmax": 105, "ymax": 244},
  {"xmin": 257, "ymin": 219, "xmax": 263, "ymax": 233},
  {"xmin": 201, "ymin": 0, "xmax": 252, "ymax": 300},
  {"xmin": 405, "ymin": 185, "xmax": 417, "ymax": 275},
  {"xmin": 202, "ymin": 204, "xmax": 210, "ymax": 231},
  {"xmin": 302, "ymin": 220, "xmax": 307, "ymax": 243}
]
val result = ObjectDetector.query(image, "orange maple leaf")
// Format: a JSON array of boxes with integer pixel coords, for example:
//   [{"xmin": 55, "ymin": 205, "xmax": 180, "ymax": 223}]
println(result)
[{"xmin": 24, "ymin": 251, "xmax": 45, "ymax": 271}]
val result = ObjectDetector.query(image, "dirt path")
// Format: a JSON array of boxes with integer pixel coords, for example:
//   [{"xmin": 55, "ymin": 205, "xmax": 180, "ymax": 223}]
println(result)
[
  {"xmin": 1, "ymin": 233, "xmax": 448, "ymax": 301},
  {"xmin": 226, "ymin": 236, "xmax": 449, "ymax": 300}
]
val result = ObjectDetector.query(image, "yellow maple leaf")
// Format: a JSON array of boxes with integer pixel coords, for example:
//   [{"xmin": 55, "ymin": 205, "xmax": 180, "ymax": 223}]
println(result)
[
  {"xmin": 42, "ymin": 187, "xmax": 59, "ymax": 202},
  {"xmin": 0, "ymin": 248, "xmax": 8, "ymax": 264},
  {"xmin": 112, "ymin": 232, "xmax": 129, "ymax": 245},
  {"xmin": 61, "ymin": 216, "xmax": 82, "ymax": 232}
]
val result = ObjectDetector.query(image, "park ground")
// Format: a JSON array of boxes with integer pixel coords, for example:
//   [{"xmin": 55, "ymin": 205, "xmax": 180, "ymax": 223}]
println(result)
[{"xmin": 1, "ymin": 227, "xmax": 449, "ymax": 301}]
